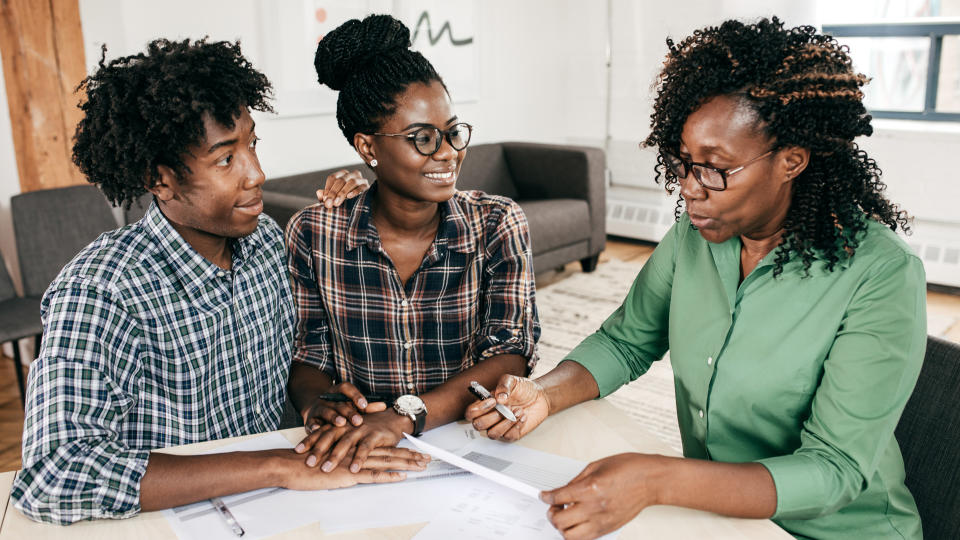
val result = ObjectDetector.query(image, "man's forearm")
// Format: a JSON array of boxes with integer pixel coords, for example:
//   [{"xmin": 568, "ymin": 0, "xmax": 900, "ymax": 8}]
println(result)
[
  {"xmin": 419, "ymin": 353, "xmax": 528, "ymax": 430},
  {"xmin": 140, "ymin": 450, "xmax": 287, "ymax": 511}
]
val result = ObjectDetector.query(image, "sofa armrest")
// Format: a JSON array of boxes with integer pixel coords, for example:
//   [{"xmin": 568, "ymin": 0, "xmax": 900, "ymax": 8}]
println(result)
[
  {"xmin": 262, "ymin": 191, "xmax": 317, "ymax": 230},
  {"xmin": 501, "ymin": 142, "xmax": 606, "ymax": 257}
]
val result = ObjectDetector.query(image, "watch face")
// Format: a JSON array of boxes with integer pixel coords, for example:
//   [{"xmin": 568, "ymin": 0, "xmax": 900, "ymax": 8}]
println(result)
[{"xmin": 395, "ymin": 394, "xmax": 426, "ymax": 414}]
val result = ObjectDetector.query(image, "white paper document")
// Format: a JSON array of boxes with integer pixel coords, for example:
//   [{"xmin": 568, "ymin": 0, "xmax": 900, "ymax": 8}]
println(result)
[
  {"xmin": 163, "ymin": 433, "xmax": 312, "ymax": 540},
  {"xmin": 162, "ymin": 423, "xmax": 604, "ymax": 539},
  {"xmin": 405, "ymin": 428, "xmax": 587, "ymax": 497},
  {"xmin": 413, "ymin": 484, "xmax": 560, "ymax": 539},
  {"xmin": 405, "ymin": 434, "xmax": 542, "ymax": 497}
]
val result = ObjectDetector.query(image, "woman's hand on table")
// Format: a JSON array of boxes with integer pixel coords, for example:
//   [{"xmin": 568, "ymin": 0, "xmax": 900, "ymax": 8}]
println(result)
[
  {"xmin": 279, "ymin": 446, "xmax": 430, "ymax": 490},
  {"xmin": 316, "ymin": 169, "xmax": 369, "ymax": 208},
  {"xmin": 294, "ymin": 409, "xmax": 410, "ymax": 473},
  {"xmin": 541, "ymin": 453, "xmax": 664, "ymax": 540},
  {"xmin": 464, "ymin": 374, "xmax": 550, "ymax": 441},
  {"xmin": 301, "ymin": 381, "xmax": 386, "ymax": 432}
]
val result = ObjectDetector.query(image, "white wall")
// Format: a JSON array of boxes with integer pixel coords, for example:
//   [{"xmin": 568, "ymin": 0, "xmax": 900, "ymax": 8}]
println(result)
[
  {"xmin": 75, "ymin": 0, "xmax": 610, "ymax": 179},
  {"xmin": 0, "ymin": 52, "xmax": 22, "ymax": 294}
]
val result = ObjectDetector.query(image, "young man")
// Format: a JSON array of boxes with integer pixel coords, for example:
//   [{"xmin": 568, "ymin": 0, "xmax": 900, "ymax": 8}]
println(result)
[{"xmin": 11, "ymin": 38, "xmax": 424, "ymax": 525}]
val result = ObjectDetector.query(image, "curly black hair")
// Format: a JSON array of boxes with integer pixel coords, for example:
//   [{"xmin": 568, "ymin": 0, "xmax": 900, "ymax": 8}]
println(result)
[
  {"xmin": 643, "ymin": 16, "xmax": 910, "ymax": 276},
  {"xmin": 314, "ymin": 14, "xmax": 445, "ymax": 145},
  {"xmin": 72, "ymin": 38, "xmax": 274, "ymax": 208}
]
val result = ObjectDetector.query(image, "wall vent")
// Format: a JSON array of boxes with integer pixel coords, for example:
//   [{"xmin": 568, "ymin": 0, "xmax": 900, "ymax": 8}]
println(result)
[{"xmin": 606, "ymin": 198, "xmax": 675, "ymax": 242}]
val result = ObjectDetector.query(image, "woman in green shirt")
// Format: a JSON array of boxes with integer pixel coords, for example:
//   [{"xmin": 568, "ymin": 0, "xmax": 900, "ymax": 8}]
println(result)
[{"xmin": 466, "ymin": 17, "xmax": 925, "ymax": 540}]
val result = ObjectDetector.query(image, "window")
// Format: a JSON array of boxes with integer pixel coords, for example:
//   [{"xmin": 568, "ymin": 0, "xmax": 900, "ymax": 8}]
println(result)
[
  {"xmin": 820, "ymin": 0, "xmax": 960, "ymax": 121},
  {"xmin": 822, "ymin": 20, "xmax": 960, "ymax": 121}
]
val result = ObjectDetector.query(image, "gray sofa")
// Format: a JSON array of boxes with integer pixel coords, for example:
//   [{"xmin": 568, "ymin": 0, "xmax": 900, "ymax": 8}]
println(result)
[{"xmin": 262, "ymin": 142, "xmax": 606, "ymax": 274}]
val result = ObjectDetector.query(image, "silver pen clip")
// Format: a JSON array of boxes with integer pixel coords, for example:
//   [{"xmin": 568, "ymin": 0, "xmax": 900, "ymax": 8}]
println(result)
[{"xmin": 211, "ymin": 496, "xmax": 245, "ymax": 537}]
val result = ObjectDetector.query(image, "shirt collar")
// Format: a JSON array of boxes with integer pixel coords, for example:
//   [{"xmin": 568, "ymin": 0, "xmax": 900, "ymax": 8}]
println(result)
[
  {"xmin": 345, "ymin": 183, "xmax": 476, "ymax": 254},
  {"xmin": 140, "ymin": 200, "xmax": 262, "ymax": 290},
  {"xmin": 693, "ymin": 219, "xmax": 856, "ymax": 276}
]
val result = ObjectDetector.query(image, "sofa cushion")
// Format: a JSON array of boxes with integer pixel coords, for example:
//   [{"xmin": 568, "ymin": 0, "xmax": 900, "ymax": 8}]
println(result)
[
  {"xmin": 517, "ymin": 199, "xmax": 590, "ymax": 255},
  {"xmin": 457, "ymin": 144, "xmax": 519, "ymax": 199},
  {"xmin": 266, "ymin": 165, "xmax": 372, "ymax": 198}
]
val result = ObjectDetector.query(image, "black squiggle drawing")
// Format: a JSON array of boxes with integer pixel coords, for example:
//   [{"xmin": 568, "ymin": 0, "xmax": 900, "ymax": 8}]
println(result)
[{"xmin": 411, "ymin": 11, "xmax": 473, "ymax": 46}]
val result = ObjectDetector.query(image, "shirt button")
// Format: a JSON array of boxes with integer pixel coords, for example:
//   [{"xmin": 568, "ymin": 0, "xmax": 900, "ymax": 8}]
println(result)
[
  {"xmin": 698, "ymin": 409, "xmax": 704, "ymax": 419},
  {"xmin": 401, "ymin": 299, "xmax": 409, "ymax": 307},
  {"xmin": 216, "ymin": 271, "xmax": 226, "ymax": 278},
  {"xmin": 707, "ymin": 357, "xmax": 713, "ymax": 366},
  {"xmin": 255, "ymin": 404, "xmax": 262, "ymax": 415},
  {"xmin": 403, "ymin": 341, "xmax": 412, "ymax": 350},
  {"xmin": 525, "ymin": 306, "xmax": 532, "ymax": 314},
  {"xmin": 407, "ymin": 382, "xmax": 415, "ymax": 390}
]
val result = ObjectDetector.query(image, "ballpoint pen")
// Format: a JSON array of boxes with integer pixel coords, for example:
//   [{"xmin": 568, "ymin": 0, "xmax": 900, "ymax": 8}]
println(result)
[
  {"xmin": 211, "ymin": 496, "xmax": 245, "ymax": 537},
  {"xmin": 317, "ymin": 392, "xmax": 389, "ymax": 403},
  {"xmin": 468, "ymin": 381, "xmax": 518, "ymax": 422}
]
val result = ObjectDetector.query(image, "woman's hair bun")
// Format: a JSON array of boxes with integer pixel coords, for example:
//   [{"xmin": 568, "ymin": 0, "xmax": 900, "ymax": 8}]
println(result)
[{"xmin": 314, "ymin": 14, "xmax": 412, "ymax": 90}]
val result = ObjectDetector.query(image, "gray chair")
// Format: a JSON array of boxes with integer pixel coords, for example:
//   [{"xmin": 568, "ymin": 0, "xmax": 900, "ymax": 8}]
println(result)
[
  {"xmin": 8, "ymin": 185, "xmax": 119, "ymax": 406},
  {"xmin": 11, "ymin": 185, "xmax": 119, "ymax": 300},
  {"xmin": 262, "ymin": 142, "xmax": 606, "ymax": 275},
  {"xmin": 0, "ymin": 251, "xmax": 42, "ymax": 406},
  {"xmin": 123, "ymin": 193, "xmax": 152, "ymax": 225},
  {"xmin": 895, "ymin": 335, "xmax": 960, "ymax": 540}
]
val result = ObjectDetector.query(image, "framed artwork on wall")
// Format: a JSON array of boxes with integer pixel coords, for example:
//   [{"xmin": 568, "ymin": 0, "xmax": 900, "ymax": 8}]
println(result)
[
  {"xmin": 395, "ymin": 0, "xmax": 479, "ymax": 103},
  {"xmin": 256, "ymin": 0, "xmax": 477, "ymax": 118}
]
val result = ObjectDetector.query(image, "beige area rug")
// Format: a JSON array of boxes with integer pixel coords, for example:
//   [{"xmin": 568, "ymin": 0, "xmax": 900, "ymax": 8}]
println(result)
[
  {"xmin": 531, "ymin": 259, "xmax": 960, "ymax": 454},
  {"xmin": 531, "ymin": 260, "xmax": 683, "ymax": 452}
]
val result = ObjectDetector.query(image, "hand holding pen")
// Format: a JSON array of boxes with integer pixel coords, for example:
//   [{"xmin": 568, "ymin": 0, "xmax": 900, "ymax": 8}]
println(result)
[{"xmin": 464, "ymin": 375, "xmax": 551, "ymax": 442}]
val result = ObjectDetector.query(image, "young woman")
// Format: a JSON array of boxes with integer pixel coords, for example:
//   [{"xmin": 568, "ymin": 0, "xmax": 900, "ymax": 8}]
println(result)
[{"xmin": 286, "ymin": 14, "xmax": 540, "ymax": 475}]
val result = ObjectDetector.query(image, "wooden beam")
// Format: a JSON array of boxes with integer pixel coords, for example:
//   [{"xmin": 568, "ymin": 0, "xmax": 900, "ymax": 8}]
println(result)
[{"xmin": 0, "ymin": 0, "xmax": 87, "ymax": 193}]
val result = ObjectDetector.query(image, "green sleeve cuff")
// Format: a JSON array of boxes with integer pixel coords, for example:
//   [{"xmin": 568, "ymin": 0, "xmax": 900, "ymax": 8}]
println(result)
[
  {"xmin": 563, "ymin": 332, "xmax": 648, "ymax": 398},
  {"xmin": 758, "ymin": 454, "xmax": 836, "ymax": 520}
]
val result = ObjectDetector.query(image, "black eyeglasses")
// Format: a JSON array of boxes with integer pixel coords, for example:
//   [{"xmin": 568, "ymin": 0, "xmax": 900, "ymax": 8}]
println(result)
[
  {"xmin": 660, "ymin": 148, "xmax": 774, "ymax": 191},
  {"xmin": 373, "ymin": 123, "xmax": 473, "ymax": 156}
]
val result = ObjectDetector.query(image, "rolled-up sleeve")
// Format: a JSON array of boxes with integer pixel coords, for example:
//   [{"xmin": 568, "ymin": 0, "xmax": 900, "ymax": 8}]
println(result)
[
  {"xmin": 285, "ymin": 210, "xmax": 334, "ymax": 374},
  {"xmin": 474, "ymin": 202, "xmax": 540, "ymax": 370},
  {"xmin": 757, "ymin": 253, "xmax": 926, "ymax": 519},
  {"xmin": 11, "ymin": 282, "xmax": 149, "ymax": 524}
]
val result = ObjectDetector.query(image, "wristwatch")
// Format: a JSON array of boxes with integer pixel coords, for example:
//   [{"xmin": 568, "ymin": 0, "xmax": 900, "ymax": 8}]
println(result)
[{"xmin": 393, "ymin": 394, "xmax": 427, "ymax": 437}]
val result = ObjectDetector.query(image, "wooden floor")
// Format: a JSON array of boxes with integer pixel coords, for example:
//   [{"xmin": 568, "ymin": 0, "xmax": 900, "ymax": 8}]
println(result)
[
  {"xmin": 1, "ymin": 236, "xmax": 957, "ymax": 473},
  {"xmin": 0, "ymin": 353, "xmax": 25, "ymax": 472}
]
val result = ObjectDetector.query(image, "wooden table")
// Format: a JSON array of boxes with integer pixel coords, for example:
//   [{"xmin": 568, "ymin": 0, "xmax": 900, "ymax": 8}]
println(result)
[{"xmin": 0, "ymin": 399, "xmax": 791, "ymax": 539}]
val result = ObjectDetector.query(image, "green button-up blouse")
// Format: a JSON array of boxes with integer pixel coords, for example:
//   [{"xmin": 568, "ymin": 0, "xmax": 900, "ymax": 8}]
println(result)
[{"xmin": 567, "ymin": 213, "xmax": 925, "ymax": 539}]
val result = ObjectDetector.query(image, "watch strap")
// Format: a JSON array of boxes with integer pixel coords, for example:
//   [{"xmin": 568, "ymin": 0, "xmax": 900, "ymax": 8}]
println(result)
[{"xmin": 411, "ymin": 407, "xmax": 426, "ymax": 437}]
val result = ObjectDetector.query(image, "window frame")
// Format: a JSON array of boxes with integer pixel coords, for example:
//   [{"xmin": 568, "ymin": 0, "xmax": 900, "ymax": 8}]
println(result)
[{"xmin": 823, "ymin": 19, "xmax": 960, "ymax": 122}]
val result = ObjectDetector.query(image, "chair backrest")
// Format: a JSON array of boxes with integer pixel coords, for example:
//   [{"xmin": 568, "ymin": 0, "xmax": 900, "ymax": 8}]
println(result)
[
  {"xmin": 11, "ymin": 185, "xmax": 119, "ymax": 298},
  {"xmin": 264, "ymin": 166, "xmax": 360, "ymax": 198},
  {"xmin": 0, "ymin": 249, "xmax": 17, "ymax": 302},
  {"xmin": 456, "ymin": 143, "xmax": 519, "ymax": 199},
  {"xmin": 123, "ymin": 193, "xmax": 153, "ymax": 225},
  {"xmin": 895, "ymin": 335, "xmax": 960, "ymax": 540},
  {"xmin": 262, "ymin": 143, "xmax": 520, "ymax": 201}
]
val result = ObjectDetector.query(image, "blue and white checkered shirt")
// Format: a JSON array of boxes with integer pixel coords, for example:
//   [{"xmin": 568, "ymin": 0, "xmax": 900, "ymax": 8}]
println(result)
[{"xmin": 11, "ymin": 202, "xmax": 294, "ymax": 524}]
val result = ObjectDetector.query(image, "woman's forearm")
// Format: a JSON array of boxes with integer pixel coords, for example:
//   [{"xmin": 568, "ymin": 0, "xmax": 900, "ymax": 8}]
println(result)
[
  {"xmin": 652, "ymin": 455, "xmax": 777, "ymax": 518},
  {"xmin": 536, "ymin": 360, "xmax": 600, "ymax": 416},
  {"xmin": 419, "ymin": 353, "xmax": 528, "ymax": 430}
]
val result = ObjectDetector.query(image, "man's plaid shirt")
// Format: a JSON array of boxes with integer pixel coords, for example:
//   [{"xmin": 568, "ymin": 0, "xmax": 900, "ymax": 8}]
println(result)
[
  {"xmin": 12, "ymin": 202, "xmax": 294, "ymax": 524},
  {"xmin": 286, "ymin": 185, "xmax": 540, "ymax": 399}
]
